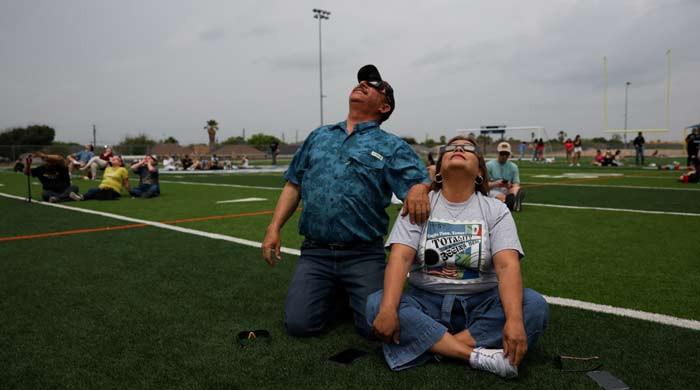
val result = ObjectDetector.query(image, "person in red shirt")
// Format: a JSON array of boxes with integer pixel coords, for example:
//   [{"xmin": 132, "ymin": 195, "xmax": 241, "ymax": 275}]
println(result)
[{"xmin": 563, "ymin": 138, "xmax": 574, "ymax": 164}]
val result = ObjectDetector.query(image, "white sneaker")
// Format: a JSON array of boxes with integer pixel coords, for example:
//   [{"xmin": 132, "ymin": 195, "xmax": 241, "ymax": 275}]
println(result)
[
  {"xmin": 469, "ymin": 347, "xmax": 518, "ymax": 379},
  {"xmin": 569, "ymin": 163, "xmax": 573, "ymax": 166},
  {"xmin": 48, "ymin": 196, "xmax": 58, "ymax": 203},
  {"xmin": 69, "ymin": 192, "xmax": 83, "ymax": 201}
]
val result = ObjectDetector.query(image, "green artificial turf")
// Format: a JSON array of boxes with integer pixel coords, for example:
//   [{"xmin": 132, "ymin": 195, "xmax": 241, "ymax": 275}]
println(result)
[{"xmin": 2, "ymin": 166, "xmax": 699, "ymax": 389}]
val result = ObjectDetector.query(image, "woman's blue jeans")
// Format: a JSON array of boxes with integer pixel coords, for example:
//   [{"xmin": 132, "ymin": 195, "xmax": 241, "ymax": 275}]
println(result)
[{"xmin": 366, "ymin": 286, "xmax": 549, "ymax": 370}]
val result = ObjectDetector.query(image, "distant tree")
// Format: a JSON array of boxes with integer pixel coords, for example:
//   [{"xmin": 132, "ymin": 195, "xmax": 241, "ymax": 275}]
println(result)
[
  {"xmin": 118, "ymin": 133, "xmax": 157, "ymax": 155},
  {"xmin": 402, "ymin": 137, "xmax": 417, "ymax": 145},
  {"xmin": 590, "ymin": 137, "xmax": 608, "ymax": 143},
  {"xmin": 0, "ymin": 124, "xmax": 55, "ymax": 145},
  {"xmin": 468, "ymin": 132, "xmax": 476, "ymax": 140},
  {"xmin": 609, "ymin": 134, "xmax": 624, "ymax": 147},
  {"xmin": 248, "ymin": 133, "xmax": 283, "ymax": 151},
  {"xmin": 476, "ymin": 134, "xmax": 493, "ymax": 146},
  {"xmin": 439, "ymin": 135, "xmax": 446, "ymax": 144},
  {"xmin": 422, "ymin": 138, "xmax": 437, "ymax": 148},
  {"xmin": 0, "ymin": 124, "xmax": 56, "ymax": 159},
  {"xmin": 49, "ymin": 141, "xmax": 81, "ymax": 157},
  {"xmin": 221, "ymin": 136, "xmax": 246, "ymax": 145},
  {"xmin": 162, "ymin": 136, "xmax": 179, "ymax": 144}
]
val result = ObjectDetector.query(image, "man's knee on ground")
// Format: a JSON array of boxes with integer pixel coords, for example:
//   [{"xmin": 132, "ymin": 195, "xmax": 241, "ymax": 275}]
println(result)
[{"xmin": 284, "ymin": 309, "xmax": 325, "ymax": 337}]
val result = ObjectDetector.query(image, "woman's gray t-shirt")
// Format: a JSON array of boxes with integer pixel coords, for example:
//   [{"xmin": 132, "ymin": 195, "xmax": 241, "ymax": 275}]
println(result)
[{"xmin": 386, "ymin": 191, "xmax": 524, "ymax": 295}]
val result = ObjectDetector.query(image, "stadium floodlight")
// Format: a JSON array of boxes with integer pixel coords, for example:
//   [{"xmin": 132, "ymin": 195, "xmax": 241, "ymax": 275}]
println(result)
[
  {"xmin": 624, "ymin": 82, "xmax": 631, "ymax": 146},
  {"xmin": 313, "ymin": 8, "xmax": 331, "ymax": 126}
]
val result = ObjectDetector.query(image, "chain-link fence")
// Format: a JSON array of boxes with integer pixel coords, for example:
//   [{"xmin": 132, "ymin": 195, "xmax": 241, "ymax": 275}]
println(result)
[{"xmin": 0, "ymin": 144, "xmax": 153, "ymax": 162}]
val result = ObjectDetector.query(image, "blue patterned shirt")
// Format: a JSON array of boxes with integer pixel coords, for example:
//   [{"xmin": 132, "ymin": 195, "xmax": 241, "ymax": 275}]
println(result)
[{"xmin": 284, "ymin": 120, "xmax": 429, "ymax": 243}]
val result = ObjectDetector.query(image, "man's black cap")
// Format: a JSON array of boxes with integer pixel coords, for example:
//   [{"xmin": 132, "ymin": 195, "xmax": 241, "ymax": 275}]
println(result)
[{"xmin": 357, "ymin": 64, "xmax": 395, "ymax": 122}]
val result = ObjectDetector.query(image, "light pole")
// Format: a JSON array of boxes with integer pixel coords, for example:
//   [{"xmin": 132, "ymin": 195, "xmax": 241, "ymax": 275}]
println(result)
[
  {"xmin": 313, "ymin": 8, "xmax": 330, "ymax": 126},
  {"xmin": 624, "ymin": 81, "xmax": 631, "ymax": 146}
]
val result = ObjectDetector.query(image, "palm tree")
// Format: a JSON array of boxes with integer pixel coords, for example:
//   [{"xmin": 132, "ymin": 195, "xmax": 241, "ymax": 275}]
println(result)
[{"xmin": 204, "ymin": 119, "xmax": 219, "ymax": 152}]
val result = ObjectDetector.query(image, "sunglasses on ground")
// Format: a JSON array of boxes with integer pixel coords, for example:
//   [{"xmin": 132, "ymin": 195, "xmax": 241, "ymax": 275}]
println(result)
[
  {"xmin": 236, "ymin": 329, "xmax": 271, "ymax": 348},
  {"xmin": 556, "ymin": 354, "xmax": 602, "ymax": 372},
  {"xmin": 440, "ymin": 144, "xmax": 478, "ymax": 154}
]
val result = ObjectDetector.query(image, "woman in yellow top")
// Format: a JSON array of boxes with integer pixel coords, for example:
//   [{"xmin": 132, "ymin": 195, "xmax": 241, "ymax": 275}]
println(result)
[{"xmin": 82, "ymin": 155, "xmax": 130, "ymax": 200}]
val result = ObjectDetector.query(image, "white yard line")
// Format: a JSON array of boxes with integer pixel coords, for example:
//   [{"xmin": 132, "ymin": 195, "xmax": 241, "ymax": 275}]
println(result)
[
  {"xmin": 527, "ymin": 182, "xmax": 700, "ymax": 191},
  {"xmin": 543, "ymin": 296, "xmax": 700, "ymax": 330},
  {"xmin": 523, "ymin": 202, "xmax": 700, "ymax": 217},
  {"xmin": 162, "ymin": 178, "xmax": 700, "ymax": 193},
  {"xmin": 159, "ymin": 180, "xmax": 282, "ymax": 191},
  {"xmin": 3, "ymin": 191, "xmax": 699, "ymax": 330},
  {"xmin": 0, "ymin": 191, "xmax": 300, "ymax": 255},
  {"xmin": 216, "ymin": 197, "xmax": 267, "ymax": 204}
]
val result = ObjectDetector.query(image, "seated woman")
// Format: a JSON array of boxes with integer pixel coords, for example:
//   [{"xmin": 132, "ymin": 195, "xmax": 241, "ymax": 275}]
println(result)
[
  {"xmin": 80, "ymin": 146, "xmax": 113, "ymax": 180},
  {"xmin": 592, "ymin": 149, "xmax": 604, "ymax": 166},
  {"xmin": 366, "ymin": 136, "xmax": 548, "ymax": 379},
  {"xmin": 82, "ymin": 155, "xmax": 129, "ymax": 200}
]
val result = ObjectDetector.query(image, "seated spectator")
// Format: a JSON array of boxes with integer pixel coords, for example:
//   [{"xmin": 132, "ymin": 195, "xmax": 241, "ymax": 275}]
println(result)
[
  {"xmin": 82, "ymin": 155, "xmax": 129, "ymax": 200},
  {"xmin": 23, "ymin": 152, "xmax": 82, "ymax": 202},
  {"xmin": 173, "ymin": 156, "xmax": 183, "ymax": 170},
  {"xmin": 80, "ymin": 146, "xmax": 113, "ymax": 180},
  {"xmin": 181, "ymin": 155, "xmax": 193, "ymax": 170},
  {"xmin": 592, "ymin": 149, "xmax": 605, "ymax": 166},
  {"xmin": 613, "ymin": 149, "xmax": 624, "ymax": 166},
  {"xmin": 13, "ymin": 158, "xmax": 25, "ymax": 172},
  {"xmin": 601, "ymin": 149, "xmax": 615, "ymax": 166},
  {"xmin": 240, "ymin": 154, "xmax": 250, "ymax": 169},
  {"xmin": 162, "ymin": 155, "xmax": 176, "ymax": 171},
  {"xmin": 487, "ymin": 142, "xmax": 525, "ymax": 212},
  {"xmin": 67, "ymin": 144, "xmax": 95, "ymax": 176},
  {"xmin": 658, "ymin": 161, "xmax": 682, "ymax": 171},
  {"xmin": 208, "ymin": 154, "xmax": 222, "ymax": 170},
  {"xmin": 129, "ymin": 155, "xmax": 160, "ymax": 198},
  {"xmin": 679, "ymin": 164, "xmax": 698, "ymax": 183},
  {"xmin": 367, "ymin": 136, "xmax": 548, "ymax": 378},
  {"xmin": 223, "ymin": 158, "xmax": 233, "ymax": 170}
]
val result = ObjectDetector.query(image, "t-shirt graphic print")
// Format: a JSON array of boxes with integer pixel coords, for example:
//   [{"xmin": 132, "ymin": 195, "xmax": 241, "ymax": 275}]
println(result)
[{"xmin": 420, "ymin": 220, "xmax": 484, "ymax": 280}]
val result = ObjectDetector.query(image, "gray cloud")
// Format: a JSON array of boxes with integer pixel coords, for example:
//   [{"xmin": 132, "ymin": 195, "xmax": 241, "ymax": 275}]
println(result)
[
  {"xmin": 200, "ymin": 28, "xmax": 226, "ymax": 42},
  {"xmin": 1, "ymin": 0, "xmax": 698, "ymax": 144}
]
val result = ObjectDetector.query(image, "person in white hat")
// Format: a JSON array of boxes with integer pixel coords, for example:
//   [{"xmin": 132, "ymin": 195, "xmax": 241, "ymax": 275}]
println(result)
[{"xmin": 487, "ymin": 142, "xmax": 524, "ymax": 211}]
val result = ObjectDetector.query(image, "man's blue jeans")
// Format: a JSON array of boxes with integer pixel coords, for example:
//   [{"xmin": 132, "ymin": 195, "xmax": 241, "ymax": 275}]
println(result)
[
  {"xmin": 635, "ymin": 146, "xmax": 645, "ymax": 165},
  {"xmin": 366, "ymin": 286, "xmax": 549, "ymax": 370},
  {"xmin": 284, "ymin": 240, "xmax": 386, "ymax": 338}
]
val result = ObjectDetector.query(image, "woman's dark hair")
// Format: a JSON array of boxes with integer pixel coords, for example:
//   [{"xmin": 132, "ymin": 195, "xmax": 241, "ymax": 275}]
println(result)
[
  {"xmin": 88, "ymin": 144, "xmax": 94, "ymax": 152},
  {"xmin": 431, "ymin": 135, "xmax": 490, "ymax": 196}
]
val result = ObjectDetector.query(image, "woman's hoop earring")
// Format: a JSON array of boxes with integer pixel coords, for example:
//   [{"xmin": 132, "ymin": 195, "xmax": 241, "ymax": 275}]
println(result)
[
  {"xmin": 435, "ymin": 173, "xmax": 443, "ymax": 184},
  {"xmin": 475, "ymin": 176, "xmax": 484, "ymax": 185}
]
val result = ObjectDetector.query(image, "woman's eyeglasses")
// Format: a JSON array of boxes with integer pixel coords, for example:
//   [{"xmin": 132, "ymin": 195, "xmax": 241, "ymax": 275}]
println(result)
[{"xmin": 440, "ymin": 144, "xmax": 478, "ymax": 154}]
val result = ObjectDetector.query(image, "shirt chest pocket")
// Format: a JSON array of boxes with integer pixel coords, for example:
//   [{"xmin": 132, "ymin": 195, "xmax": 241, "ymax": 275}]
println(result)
[{"xmin": 347, "ymin": 151, "xmax": 385, "ymax": 173}]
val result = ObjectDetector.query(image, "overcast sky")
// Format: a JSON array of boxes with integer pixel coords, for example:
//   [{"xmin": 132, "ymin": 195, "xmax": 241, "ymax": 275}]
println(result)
[{"xmin": 1, "ymin": 0, "xmax": 698, "ymax": 145}]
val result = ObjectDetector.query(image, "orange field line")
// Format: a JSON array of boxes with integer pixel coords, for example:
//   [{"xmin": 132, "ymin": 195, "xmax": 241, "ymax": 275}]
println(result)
[
  {"xmin": 1, "ymin": 209, "xmax": 278, "ymax": 243},
  {"xmin": 0, "ymin": 223, "xmax": 147, "ymax": 242}
]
